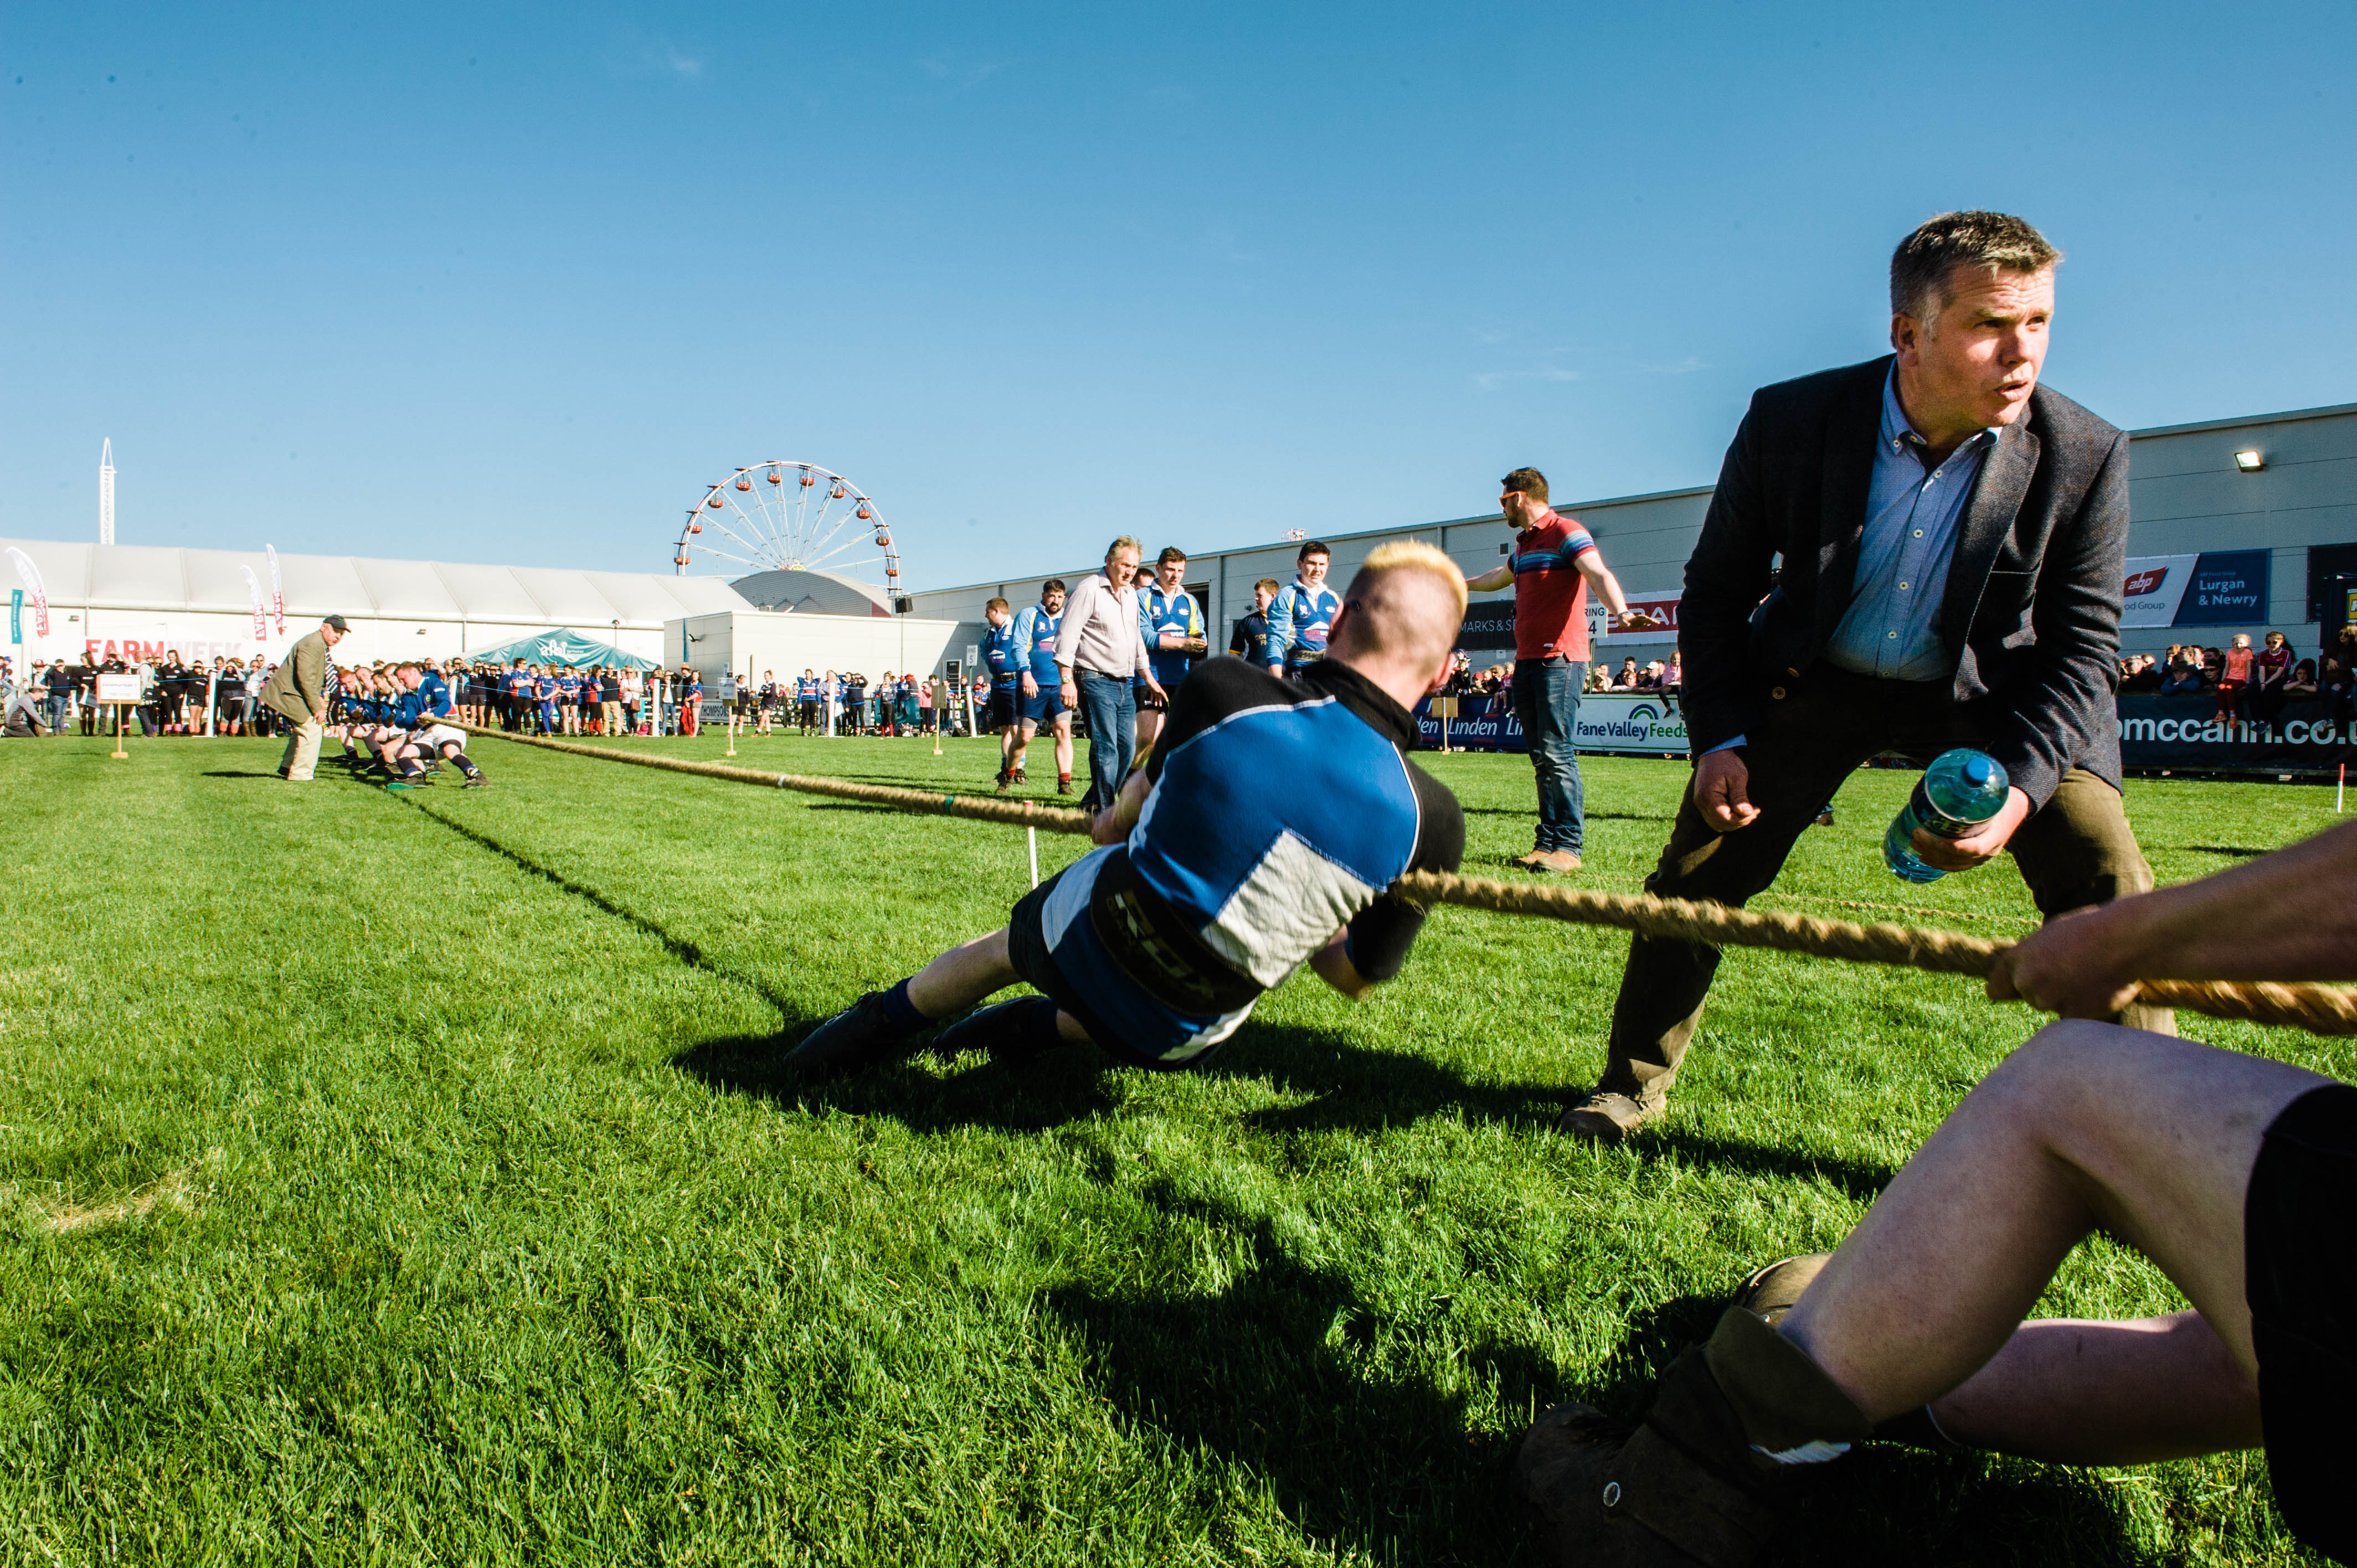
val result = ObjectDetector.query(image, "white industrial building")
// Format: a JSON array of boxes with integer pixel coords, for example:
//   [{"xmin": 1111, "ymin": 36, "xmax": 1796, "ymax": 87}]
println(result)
[{"xmin": 911, "ymin": 398, "xmax": 2357, "ymax": 670}]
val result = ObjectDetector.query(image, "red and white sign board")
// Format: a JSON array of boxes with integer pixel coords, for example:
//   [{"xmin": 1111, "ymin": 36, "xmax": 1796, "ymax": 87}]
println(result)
[
  {"xmin": 2121, "ymin": 554, "xmax": 2200, "ymax": 628},
  {"xmin": 1586, "ymin": 590, "xmax": 1682, "ymax": 644}
]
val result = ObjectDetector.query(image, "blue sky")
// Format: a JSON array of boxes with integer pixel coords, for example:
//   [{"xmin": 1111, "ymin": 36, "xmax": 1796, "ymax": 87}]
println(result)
[{"xmin": 6, "ymin": 2, "xmax": 2353, "ymax": 590}]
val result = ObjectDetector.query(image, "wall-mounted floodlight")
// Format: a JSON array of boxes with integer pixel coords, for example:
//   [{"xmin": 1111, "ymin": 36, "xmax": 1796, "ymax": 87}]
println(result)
[{"xmin": 2234, "ymin": 449, "xmax": 2266, "ymax": 472}]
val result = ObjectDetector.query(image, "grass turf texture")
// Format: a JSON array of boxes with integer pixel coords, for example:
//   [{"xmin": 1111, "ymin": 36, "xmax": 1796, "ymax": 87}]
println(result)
[{"xmin": 2, "ymin": 731, "xmax": 2346, "ymax": 1567}]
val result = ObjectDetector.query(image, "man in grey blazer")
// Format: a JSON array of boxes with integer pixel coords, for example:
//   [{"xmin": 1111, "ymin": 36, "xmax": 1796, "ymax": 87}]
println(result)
[{"xmin": 1565, "ymin": 212, "xmax": 2168, "ymax": 1146}]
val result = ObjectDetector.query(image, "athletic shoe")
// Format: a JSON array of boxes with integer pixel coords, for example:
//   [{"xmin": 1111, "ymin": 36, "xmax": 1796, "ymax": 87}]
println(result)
[
  {"xmin": 1556, "ymin": 1088, "xmax": 1667, "ymax": 1146},
  {"xmin": 782, "ymin": 992, "xmax": 923, "ymax": 1080},
  {"xmin": 927, "ymin": 996, "xmax": 1061, "ymax": 1067},
  {"xmin": 461, "ymin": 774, "xmax": 491, "ymax": 789},
  {"xmin": 1814, "ymin": 807, "xmax": 1836, "ymax": 828},
  {"xmin": 1535, "ymin": 849, "xmax": 1582, "ymax": 873},
  {"xmin": 994, "ymin": 771, "xmax": 1013, "ymax": 794},
  {"xmin": 1011, "ymin": 768, "xmax": 1028, "ymax": 785},
  {"xmin": 1731, "ymin": 1254, "xmax": 1830, "ymax": 1327},
  {"xmin": 1056, "ymin": 778, "xmax": 1073, "ymax": 796}
]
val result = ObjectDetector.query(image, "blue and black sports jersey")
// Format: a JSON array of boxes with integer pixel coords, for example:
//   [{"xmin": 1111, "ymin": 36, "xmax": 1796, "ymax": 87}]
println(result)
[
  {"xmin": 1228, "ymin": 610, "xmax": 1272, "ymax": 668},
  {"xmin": 536, "ymin": 675, "xmax": 558, "ymax": 702},
  {"xmin": 1140, "ymin": 584, "xmax": 1205, "ymax": 688},
  {"xmin": 982, "ymin": 619, "xmax": 1023, "ymax": 690},
  {"xmin": 1011, "ymin": 604, "xmax": 1062, "ymax": 684},
  {"xmin": 796, "ymin": 676, "xmax": 820, "ymax": 702},
  {"xmin": 1265, "ymin": 580, "xmax": 1343, "ymax": 669},
  {"xmin": 391, "ymin": 689, "xmax": 425, "ymax": 728},
  {"xmin": 419, "ymin": 671, "xmax": 450, "ymax": 712},
  {"xmin": 1019, "ymin": 657, "xmax": 1463, "ymax": 1066}
]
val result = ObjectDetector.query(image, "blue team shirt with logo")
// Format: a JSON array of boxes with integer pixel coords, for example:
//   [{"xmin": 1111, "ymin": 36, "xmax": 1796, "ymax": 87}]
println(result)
[
  {"xmin": 983, "ymin": 619, "xmax": 1023, "ymax": 691},
  {"xmin": 1012, "ymin": 604, "xmax": 1062, "ymax": 684}
]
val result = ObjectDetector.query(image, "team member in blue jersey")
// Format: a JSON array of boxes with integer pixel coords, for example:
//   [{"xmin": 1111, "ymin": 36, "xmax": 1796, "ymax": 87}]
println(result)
[
  {"xmin": 534, "ymin": 667, "xmax": 559, "ymax": 735},
  {"xmin": 791, "ymin": 669, "xmax": 816, "ymax": 735},
  {"xmin": 1012, "ymin": 580, "xmax": 1074, "ymax": 795},
  {"xmin": 1138, "ymin": 546, "xmax": 1208, "ymax": 752},
  {"xmin": 389, "ymin": 662, "xmax": 491, "ymax": 787},
  {"xmin": 787, "ymin": 541, "xmax": 1469, "ymax": 1079},
  {"xmin": 979, "ymin": 596, "xmax": 1028, "ymax": 790},
  {"xmin": 1228, "ymin": 577, "xmax": 1280, "ymax": 669},
  {"xmin": 1264, "ymin": 540, "xmax": 1343, "ymax": 676}
]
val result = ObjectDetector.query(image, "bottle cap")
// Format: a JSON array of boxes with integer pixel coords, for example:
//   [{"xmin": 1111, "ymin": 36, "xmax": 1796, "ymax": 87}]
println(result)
[{"xmin": 1964, "ymin": 756, "xmax": 1994, "ymax": 786}]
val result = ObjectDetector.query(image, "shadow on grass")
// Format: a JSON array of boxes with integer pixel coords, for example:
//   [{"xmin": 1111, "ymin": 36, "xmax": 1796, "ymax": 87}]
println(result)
[
  {"xmin": 1623, "ymin": 1129, "xmax": 1898, "ymax": 1205},
  {"xmin": 2182, "ymin": 843, "xmax": 2272, "ymax": 859},
  {"xmin": 1038, "ymin": 1185, "xmax": 1560, "ymax": 1564},
  {"xmin": 200, "ymin": 769, "xmax": 284, "ymax": 778},
  {"xmin": 394, "ymin": 802, "xmax": 796, "ymax": 1015},
  {"xmin": 1038, "ymin": 1184, "xmax": 2141, "ymax": 1566},
  {"xmin": 672, "ymin": 1032, "xmax": 1123, "ymax": 1134},
  {"xmin": 673, "ymin": 1018, "xmax": 1566, "ymax": 1139}
]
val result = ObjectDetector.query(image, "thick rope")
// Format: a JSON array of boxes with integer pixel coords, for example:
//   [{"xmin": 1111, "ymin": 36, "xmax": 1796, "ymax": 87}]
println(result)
[{"xmin": 458, "ymin": 727, "xmax": 2357, "ymax": 1037}]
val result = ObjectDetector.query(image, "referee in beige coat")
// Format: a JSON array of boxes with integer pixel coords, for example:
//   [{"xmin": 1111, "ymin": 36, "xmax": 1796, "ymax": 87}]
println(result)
[{"xmin": 263, "ymin": 615, "xmax": 349, "ymax": 781}]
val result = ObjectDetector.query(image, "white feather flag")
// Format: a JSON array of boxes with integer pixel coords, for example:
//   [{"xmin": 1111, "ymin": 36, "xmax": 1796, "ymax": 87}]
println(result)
[
  {"xmin": 240, "ymin": 565, "xmax": 269, "ymax": 641},
  {"xmin": 6, "ymin": 546, "xmax": 50, "ymax": 637}
]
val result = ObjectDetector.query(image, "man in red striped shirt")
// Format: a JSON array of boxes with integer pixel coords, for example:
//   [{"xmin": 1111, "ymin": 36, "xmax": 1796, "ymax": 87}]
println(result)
[{"xmin": 1463, "ymin": 467, "xmax": 1649, "ymax": 872}]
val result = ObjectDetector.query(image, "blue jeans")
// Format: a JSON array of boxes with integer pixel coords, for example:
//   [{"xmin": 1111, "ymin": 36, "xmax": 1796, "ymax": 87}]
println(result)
[
  {"xmin": 1077, "ymin": 669, "xmax": 1136, "ymax": 811},
  {"xmin": 1511, "ymin": 657, "xmax": 1586, "ymax": 854}
]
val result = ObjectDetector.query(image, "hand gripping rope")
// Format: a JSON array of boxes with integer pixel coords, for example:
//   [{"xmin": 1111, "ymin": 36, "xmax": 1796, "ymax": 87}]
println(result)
[{"xmin": 457, "ymin": 726, "xmax": 2357, "ymax": 1038}]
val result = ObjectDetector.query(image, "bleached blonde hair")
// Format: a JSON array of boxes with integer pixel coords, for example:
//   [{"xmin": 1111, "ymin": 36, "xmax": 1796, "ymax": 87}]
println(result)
[{"xmin": 1357, "ymin": 539, "xmax": 1468, "ymax": 621}]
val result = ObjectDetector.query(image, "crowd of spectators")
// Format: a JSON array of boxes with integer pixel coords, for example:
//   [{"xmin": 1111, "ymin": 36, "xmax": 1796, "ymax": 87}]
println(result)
[
  {"xmin": 1429, "ymin": 650, "xmax": 1682, "ymax": 703},
  {"xmin": 0, "ymin": 648, "xmax": 995, "ymax": 741},
  {"xmin": 2119, "ymin": 625, "xmax": 2357, "ymax": 723}
]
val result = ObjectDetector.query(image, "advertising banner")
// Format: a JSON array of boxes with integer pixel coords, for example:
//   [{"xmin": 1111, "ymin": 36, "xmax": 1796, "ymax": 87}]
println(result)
[
  {"xmin": 2116, "ymin": 693, "xmax": 2357, "ymax": 773},
  {"xmin": 1416, "ymin": 691, "xmax": 1688, "ymax": 755},
  {"xmin": 2121, "ymin": 551, "xmax": 2272, "ymax": 628},
  {"xmin": 2121, "ymin": 554, "xmax": 2199, "ymax": 627},
  {"xmin": 2172, "ymin": 550, "xmax": 2271, "ymax": 626}
]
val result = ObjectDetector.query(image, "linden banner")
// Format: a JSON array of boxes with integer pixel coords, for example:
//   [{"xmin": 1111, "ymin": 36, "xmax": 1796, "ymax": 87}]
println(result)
[{"xmin": 1413, "ymin": 692, "xmax": 1690, "ymax": 755}]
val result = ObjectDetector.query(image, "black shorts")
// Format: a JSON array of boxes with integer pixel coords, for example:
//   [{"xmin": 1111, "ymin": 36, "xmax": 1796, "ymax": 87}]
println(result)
[
  {"xmin": 1136, "ymin": 685, "xmax": 1167, "ymax": 713},
  {"xmin": 1003, "ymin": 864, "xmax": 1192, "ymax": 1072},
  {"xmin": 987, "ymin": 690, "xmax": 1020, "ymax": 731},
  {"xmin": 2245, "ymin": 1081, "xmax": 2357, "ymax": 1562}
]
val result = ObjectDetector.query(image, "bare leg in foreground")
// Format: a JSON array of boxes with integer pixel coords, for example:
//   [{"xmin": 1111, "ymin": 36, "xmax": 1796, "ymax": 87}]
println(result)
[{"xmin": 1782, "ymin": 1019, "xmax": 2327, "ymax": 1464}]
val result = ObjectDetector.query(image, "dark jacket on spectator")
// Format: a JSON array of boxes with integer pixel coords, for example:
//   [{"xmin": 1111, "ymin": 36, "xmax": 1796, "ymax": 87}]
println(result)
[{"xmin": 1680, "ymin": 355, "xmax": 2129, "ymax": 806}]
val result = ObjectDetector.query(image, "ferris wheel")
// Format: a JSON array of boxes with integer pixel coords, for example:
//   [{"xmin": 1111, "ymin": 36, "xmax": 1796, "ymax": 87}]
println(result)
[{"xmin": 671, "ymin": 461, "xmax": 903, "ymax": 596}]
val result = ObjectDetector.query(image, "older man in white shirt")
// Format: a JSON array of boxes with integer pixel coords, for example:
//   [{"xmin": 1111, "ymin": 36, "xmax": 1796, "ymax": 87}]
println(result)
[{"xmin": 1055, "ymin": 535, "xmax": 1165, "ymax": 811}]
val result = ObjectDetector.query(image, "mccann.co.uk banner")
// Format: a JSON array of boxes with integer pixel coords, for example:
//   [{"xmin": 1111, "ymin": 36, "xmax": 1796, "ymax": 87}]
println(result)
[
  {"xmin": 2118, "ymin": 694, "xmax": 2357, "ymax": 772},
  {"xmin": 1414, "ymin": 692, "xmax": 1689, "ymax": 754}
]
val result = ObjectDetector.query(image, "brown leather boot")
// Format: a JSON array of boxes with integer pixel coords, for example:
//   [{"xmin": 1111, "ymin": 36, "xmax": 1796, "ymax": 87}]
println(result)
[{"xmin": 1514, "ymin": 1308, "xmax": 1870, "ymax": 1566}]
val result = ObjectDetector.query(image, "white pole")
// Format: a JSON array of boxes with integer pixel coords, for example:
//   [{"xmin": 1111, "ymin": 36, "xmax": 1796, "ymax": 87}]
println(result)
[
  {"xmin": 204, "ymin": 668, "xmax": 217, "ymax": 737},
  {"xmin": 1027, "ymin": 826, "xmax": 1039, "ymax": 889},
  {"xmin": 2339, "ymin": 764, "xmax": 2346, "ymax": 815}
]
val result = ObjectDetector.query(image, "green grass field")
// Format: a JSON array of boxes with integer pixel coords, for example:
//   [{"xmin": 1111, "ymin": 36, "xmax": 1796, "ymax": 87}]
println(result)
[{"xmin": 2, "ymin": 729, "xmax": 2346, "ymax": 1566}]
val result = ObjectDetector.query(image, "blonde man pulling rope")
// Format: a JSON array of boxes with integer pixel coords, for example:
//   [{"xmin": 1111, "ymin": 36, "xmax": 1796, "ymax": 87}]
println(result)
[{"xmin": 785, "ymin": 541, "xmax": 1469, "ymax": 1078}]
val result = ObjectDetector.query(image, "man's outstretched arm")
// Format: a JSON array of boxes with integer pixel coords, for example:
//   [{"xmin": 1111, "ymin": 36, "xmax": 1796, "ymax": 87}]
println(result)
[{"xmin": 1989, "ymin": 819, "xmax": 2357, "ymax": 1017}]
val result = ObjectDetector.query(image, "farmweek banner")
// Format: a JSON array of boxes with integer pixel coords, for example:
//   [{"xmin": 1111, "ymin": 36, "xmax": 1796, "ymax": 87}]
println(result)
[{"xmin": 1413, "ymin": 692, "xmax": 1689, "ymax": 755}]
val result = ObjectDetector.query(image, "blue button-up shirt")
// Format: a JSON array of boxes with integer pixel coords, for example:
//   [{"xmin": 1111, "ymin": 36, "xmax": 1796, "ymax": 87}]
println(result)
[{"xmin": 1823, "ymin": 369, "xmax": 1998, "ymax": 680}]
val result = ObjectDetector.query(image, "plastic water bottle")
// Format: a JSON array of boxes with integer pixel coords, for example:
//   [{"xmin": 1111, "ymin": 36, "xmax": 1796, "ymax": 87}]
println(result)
[{"xmin": 1882, "ymin": 749, "xmax": 2011, "ymax": 884}]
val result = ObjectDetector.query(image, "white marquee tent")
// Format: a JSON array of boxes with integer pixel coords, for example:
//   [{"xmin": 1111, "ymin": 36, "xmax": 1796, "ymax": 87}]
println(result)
[{"xmin": 1, "ymin": 537, "xmax": 756, "ymax": 669}]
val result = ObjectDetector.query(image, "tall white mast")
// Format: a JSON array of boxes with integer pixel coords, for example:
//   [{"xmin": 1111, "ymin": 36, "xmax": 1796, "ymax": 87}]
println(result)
[{"xmin": 99, "ymin": 439, "xmax": 116, "ymax": 546}]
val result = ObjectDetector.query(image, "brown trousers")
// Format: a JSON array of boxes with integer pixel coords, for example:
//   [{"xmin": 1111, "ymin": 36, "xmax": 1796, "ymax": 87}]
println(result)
[{"xmin": 1604, "ymin": 667, "xmax": 2169, "ymax": 1101}]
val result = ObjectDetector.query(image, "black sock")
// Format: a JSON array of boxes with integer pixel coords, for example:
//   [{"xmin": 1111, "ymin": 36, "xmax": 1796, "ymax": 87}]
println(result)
[
  {"xmin": 878, "ymin": 977, "xmax": 932, "ymax": 1031},
  {"xmin": 451, "ymin": 751, "xmax": 478, "ymax": 775}
]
